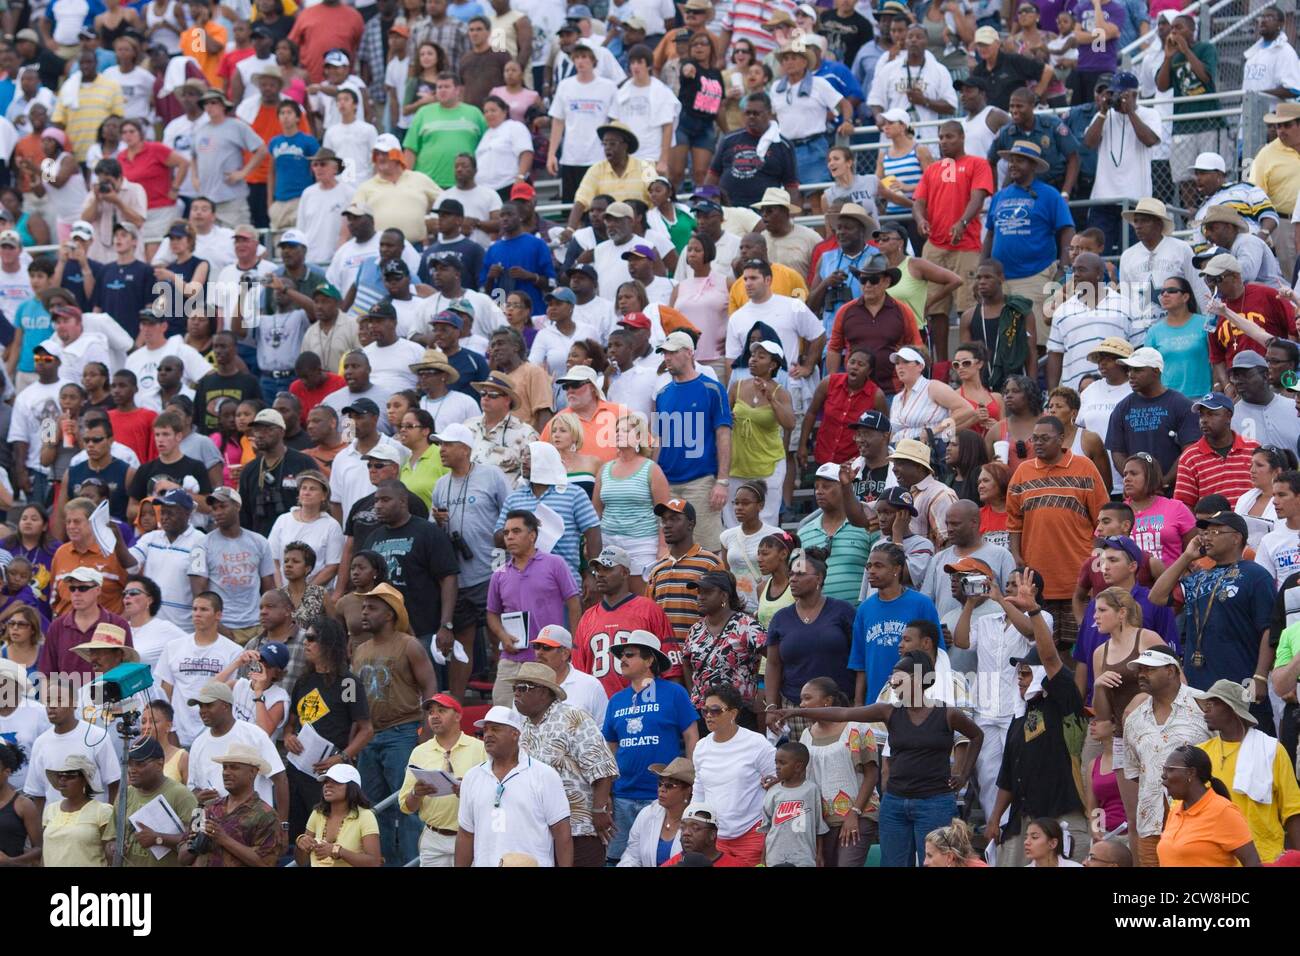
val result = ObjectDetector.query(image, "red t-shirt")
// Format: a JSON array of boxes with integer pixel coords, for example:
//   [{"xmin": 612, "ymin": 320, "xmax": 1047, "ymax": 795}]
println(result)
[
  {"xmin": 660, "ymin": 848, "xmax": 748, "ymax": 867},
  {"xmin": 218, "ymin": 47, "xmax": 255, "ymax": 93},
  {"xmin": 571, "ymin": 593, "xmax": 680, "ymax": 695},
  {"xmin": 912, "ymin": 155, "xmax": 995, "ymax": 251},
  {"xmin": 118, "ymin": 141, "xmax": 176, "ymax": 209},
  {"xmin": 1208, "ymin": 283, "xmax": 1296, "ymax": 366},
  {"xmin": 109, "ymin": 407, "xmax": 158, "ymax": 463},
  {"xmin": 289, "ymin": 4, "xmax": 365, "ymax": 83},
  {"xmin": 290, "ymin": 373, "xmax": 347, "ymax": 426}
]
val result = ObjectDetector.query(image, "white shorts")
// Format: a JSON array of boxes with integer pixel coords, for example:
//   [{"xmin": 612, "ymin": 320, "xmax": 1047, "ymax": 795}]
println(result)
[{"xmin": 601, "ymin": 532, "xmax": 660, "ymax": 579}]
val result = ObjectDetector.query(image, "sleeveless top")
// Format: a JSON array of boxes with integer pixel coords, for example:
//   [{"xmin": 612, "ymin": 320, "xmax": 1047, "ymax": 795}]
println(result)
[
  {"xmin": 98, "ymin": 14, "xmax": 133, "ymax": 49},
  {"xmin": 1097, "ymin": 636, "xmax": 1144, "ymax": 736},
  {"xmin": 890, "ymin": 377, "xmax": 945, "ymax": 441},
  {"xmin": 353, "ymin": 634, "xmax": 424, "ymax": 732},
  {"xmin": 882, "ymin": 147, "xmax": 923, "ymax": 215},
  {"xmin": 1069, "ymin": 426, "xmax": 1086, "ymax": 457},
  {"xmin": 1091, "ymin": 755, "xmax": 1126, "ymax": 832},
  {"xmin": 959, "ymin": 386, "xmax": 1001, "ymax": 437},
  {"xmin": 885, "ymin": 705, "xmax": 953, "ymax": 799},
  {"xmin": 730, "ymin": 389, "xmax": 786, "ymax": 479},
  {"xmin": 757, "ymin": 578, "xmax": 794, "ymax": 630},
  {"xmin": 961, "ymin": 106, "xmax": 999, "ymax": 162},
  {"xmin": 163, "ymin": 748, "xmax": 185, "ymax": 785},
  {"xmin": 599, "ymin": 458, "xmax": 659, "ymax": 538},
  {"xmin": 569, "ymin": 471, "xmax": 597, "ymax": 499},
  {"xmin": 0, "ymin": 792, "xmax": 26, "ymax": 858},
  {"xmin": 888, "ymin": 256, "xmax": 929, "ymax": 330},
  {"xmin": 998, "ymin": 418, "xmax": 1035, "ymax": 472},
  {"xmin": 146, "ymin": 0, "xmax": 183, "ymax": 50}
]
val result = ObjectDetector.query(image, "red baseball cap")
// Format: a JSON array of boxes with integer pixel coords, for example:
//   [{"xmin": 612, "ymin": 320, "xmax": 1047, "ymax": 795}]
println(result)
[
  {"xmin": 619, "ymin": 312, "xmax": 651, "ymax": 330},
  {"xmin": 421, "ymin": 693, "xmax": 462, "ymax": 714},
  {"xmin": 510, "ymin": 181, "xmax": 536, "ymax": 201}
]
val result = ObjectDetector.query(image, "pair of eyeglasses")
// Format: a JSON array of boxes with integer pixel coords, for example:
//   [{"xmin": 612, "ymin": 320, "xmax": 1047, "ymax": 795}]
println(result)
[
  {"xmin": 657, "ymin": 779, "xmax": 686, "ymax": 789},
  {"xmin": 511, "ymin": 682, "xmax": 541, "ymax": 693},
  {"xmin": 123, "ymin": 588, "xmax": 146, "ymax": 598},
  {"xmin": 860, "ymin": 274, "xmax": 888, "ymax": 285},
  {"xmin": 1029, "ymin": 433, "xmax": 1056, "ymax": 444},
  {"xmin": 365, "ymin": 461, "xmax": 389, "ymax": 469},
  {"xmin": 397, "ymin": 422, "xmax": 421, "ymax": 430}
]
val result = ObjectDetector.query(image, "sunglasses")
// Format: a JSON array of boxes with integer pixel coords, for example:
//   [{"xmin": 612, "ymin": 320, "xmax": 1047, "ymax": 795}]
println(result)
[
  {"xmin": 860, "ymin": 274, "xmax": 888, "ymax": 285},
  {"xmin": 511, "ymin": 682, "xmax": 542, "ymax": 693},
  {"xmin": 1203, "ymin": 274, "xmax": 1224, "ymax": 285},
  {"xmin": 67, "ymin": 583, "xmax": 98, "ymax": 593},
  {"xmin": 123, "ymin": 589, "xmax": 146, "ymax": 598},
  {"xmin": 1158, "ymin": 287, "xmax": 1186, "ymax": 296},
  {"xmin": 953, "ymin": 358, "xmax": 976, "ymax": 368},
  {"xmin": 701, "ymin": 705, "xmax": 731, "ymax": 716},
  {"xmin": 34, "ymin": 355, "xmax": 57, "ymax": 364},
  {"xmin": 365, "ymin": 460, "xmax": 389, "ymax": 469},
  {"xmin": 657, "ymin": 778, "xmax": 686, "ymax": 789},
  {"xmin": 560, "ymin": 382, "xmax": 584, "ymax": 391}
]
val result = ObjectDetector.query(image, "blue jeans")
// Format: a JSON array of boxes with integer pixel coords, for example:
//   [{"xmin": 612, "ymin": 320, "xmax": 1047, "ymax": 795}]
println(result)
[
  {"xmin": 260, "ymin": 372, "xmax": 295, "ymax": 407},
  {"xmin": 793, "ymin": 136, "xmax": 831, "ymax": 187},
  {"xmin": 358, "ymin": 720, "xmax": 423, "ymax": 865},
  {"xmin": 608, "ymin": 796, "xmax": 653, "ymax": 863},
  {"xmin": 878, "ymin": 791, "xmax": 957, "ymax": 867}
]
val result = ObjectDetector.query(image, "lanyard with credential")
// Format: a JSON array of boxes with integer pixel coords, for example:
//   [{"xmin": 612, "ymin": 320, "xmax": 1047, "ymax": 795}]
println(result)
[{"xmin": 1189, "ymin": 570, "xmax": 1232, "ymax": 668}]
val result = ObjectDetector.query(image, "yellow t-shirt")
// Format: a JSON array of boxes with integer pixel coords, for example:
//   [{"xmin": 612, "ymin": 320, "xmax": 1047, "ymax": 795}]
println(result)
[
  {"xmin": 397, "ymin": 732, "xmax": 487, "ymax": 831},
  {"xmin": 41, "ymin": 801, "xmax": 116, "ymax": 868},
  {"xmin": 304, "ymin": 807, "xmax": 380, "ymax": 867},
  {"xmin": 1199, "ymin": 735, "xmax": 1300, "ymax": 863},
  {"xmin": 352, "ymin": 171, "xmax": 442, "ymax": 244},
  {"xmin": 727, "ymin": 263, "xmax": 809, "ymax": 314},
  {"xmin": 573, "ymin": 159, "xmax": 654, "ymax": 210}
]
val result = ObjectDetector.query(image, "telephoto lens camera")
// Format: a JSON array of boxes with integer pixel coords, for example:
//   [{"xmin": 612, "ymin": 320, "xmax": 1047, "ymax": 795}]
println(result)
[
  {"xmin": 188, "ymin": 808, "xmax": 212, "ymax": 855},
  {"xmin": 450, "ymin": 531, "xmax": 474, "ymax": 561},
  {"xmin": 961, "ymin": 574, "xmax": 990, "ymax": 598}
]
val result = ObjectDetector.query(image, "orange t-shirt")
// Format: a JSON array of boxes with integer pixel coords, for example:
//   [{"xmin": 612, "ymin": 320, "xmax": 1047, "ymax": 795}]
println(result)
[
  {"xmin": 539, "ymin": 399, "xmax": 631, "ymax": 466},
  {"xmin": 182, "ymin": 22, "xmax": 230, "ymax": 88},
  {"xmin": 14, "ymin": 133, "xmax": 44, "ymax": 194},
  {"xmin": 245, "ymin": 103, "xmax": 280, "ymax": 185},
  {"xmin": 50, "ymin": 541, "xmax": 129, "ymax": 616},
  {"xmin": 1006, "ymin": 449, "xmax": 1109, "ymax": 600},
  {"xmin": 1157, "ymin": 789, "xmax": 1254, "ymax": 867}
]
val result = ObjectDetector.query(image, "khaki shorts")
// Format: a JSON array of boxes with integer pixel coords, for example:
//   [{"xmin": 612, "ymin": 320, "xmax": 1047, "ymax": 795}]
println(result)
[
  {"xmin": 1004, "ymin": 264, "xmax": 1058, "ymax": 347},
  {"xmin": 225, "ymin": 624, "xmax": 262, "ymax": 646},
  {"xmin": 921, "ymin": 243, "xmax": 981, "ymax": 316},
  {"xmin": 669, "ymin": 473, "xmax": 723, "ymax": 553},
  {"xmin": 215, "ymin": 197, "xmax": 252, "ymax": 229},
  {"xmin": 269, "ymin": 198, "xmax": 300, "ymax": 231}
]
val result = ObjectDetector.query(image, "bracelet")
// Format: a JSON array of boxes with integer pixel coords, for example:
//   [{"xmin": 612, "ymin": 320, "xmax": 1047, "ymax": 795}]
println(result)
[
  {"xmin": 1026, "ymin": 607, "xmax": 1042, "ymax": 617},
  {"xmin": 1252, "ymin": 674, "xmax": 1267, "ymax": 682},
  {"xmin": 715, "ymin": 478, "xmax": 728, "ymax": 485},
  {"xmin": 592, "ymin": 806, "xmax": 611, "ymax": 814}
]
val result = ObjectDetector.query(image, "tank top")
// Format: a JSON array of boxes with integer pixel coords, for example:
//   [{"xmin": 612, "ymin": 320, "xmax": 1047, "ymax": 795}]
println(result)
[
  {"xmin": 757, "ymin": 578, "xmax": 794, "ymax": 630},
  {"xmin": 1069, "ymin": 426, "xmax": 1086, "ymax": 457},
  {"xmin": 888, "ymin": 257, "xmax": 929, "ymax": 331},
  {"xmin": 353, "ymin": 634, "xmax": 424, "ymax": 731},
  {"xmin": 890, "ymin": 377, "xmax": 945, "ymax": 441},
  {"xmin": 885, "ymin": 705, "xmax": 954, "ymax": 799},
  {"xmin": 730, "ymin": 389, "xmax": 786, "ymax": 479},
  {"xmin": 998, "ymin": 418, "xmax": 1035, "ymax": 472},
  {"xmin": 0, "ymin": 792, "xmax": 26, "ymax": 858},
  {"xmin": 43, "ymin": 156, "xmax": 89, "ymax": 223},
  {"xmin": 569, "ymin": 471, "xmax": 596, "ymax": 499},
  {"xmin": 1090, "ymin": 755, "xmax": 1126, "ymax": 832},
  {"xmin": 598, "ymin": 458, "xmax": 659, "ymax": 538},
  {"xmin": 1097, "ymin": 635, "xmax": 1144, "ymax": 736},
  {"xmin": 959, "ymin": 386, "xmax": 1001, "ymax": 437},
  {"xmin": 882, "ymin": 147, "xmax": 923, "ymax": 215},
  {"xmin": 146, "ymin": 0, "xmax": 183, "ymax": 50},
  {"xmin": 961, "ymin": 106, "xmax": 999, "ymax": 163}
]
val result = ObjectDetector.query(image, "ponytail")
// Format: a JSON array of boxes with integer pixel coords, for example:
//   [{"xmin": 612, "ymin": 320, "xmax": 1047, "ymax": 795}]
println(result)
[{"xmin": 1176, "ymin": 744, "xmax": 1231, "ymax": 799}]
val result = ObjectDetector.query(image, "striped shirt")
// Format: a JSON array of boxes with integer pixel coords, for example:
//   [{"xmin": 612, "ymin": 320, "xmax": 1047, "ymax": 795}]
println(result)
[
  {"xmin": 1045, "ymin": 288, "xmax": 1135, "ymax": 391},
  {"xmin": 723, "ymin": 0, "xmax": 797, "ymax": 56},
  {"xmin": 797, "ymin": 512, "xmax": 874, "ymax": 604},
  {"xmin": 130, "ymin": 527, "xmax": 206, "ymax": 629},
  {"xmin": 881, "ymin": 147, "xmax": 923, "ymax": 216},
  {"xmin": 646, "ymin": 544, "xmax": 725, "ymax": 648},
  {"xmin": 1173, "ymin": 433, "xmax": 1259, "ymax": 509},
  {"xmin": 52, "ymin": 75, "xmax": 125, "ymax": 163},
  {"xmin": 495, "ymin": 485, "xmax": 600, "ymax": 588},
  {"xmin": 573, "ymin": 158, "xmax": 654, "ymax": 210}
]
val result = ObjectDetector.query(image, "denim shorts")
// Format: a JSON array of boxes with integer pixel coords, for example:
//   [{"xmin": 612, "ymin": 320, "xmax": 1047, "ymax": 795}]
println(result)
[{"xmin": 675, "ymin": 111, "xmax": 718, "ymax": 152}]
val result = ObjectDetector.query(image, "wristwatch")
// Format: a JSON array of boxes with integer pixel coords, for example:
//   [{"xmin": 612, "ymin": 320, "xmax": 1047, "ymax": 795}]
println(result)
[
  {"xmin": 253, "ymin": 696, "xmax": 266, "ymax": 703},
  {"xmin": 155, "ymin": 835, "xmax": 165, "ymax": 847},
  {"xmin": 439, "ymin": 622, "xmax": 454, "ymax": 632}
]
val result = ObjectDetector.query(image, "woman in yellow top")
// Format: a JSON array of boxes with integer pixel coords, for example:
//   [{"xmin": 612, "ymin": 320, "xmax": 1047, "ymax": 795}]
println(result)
[
  {"xmin": 1158, "ymin": 745, "xmax": 1260, "ymax": 868},
  {"xmin": 40, "ymin": 754, "xmax": 115, "ymax": 867},
  {"xmin": 397, "ymin": 408, "xmax": 448, "ymax": 509},
  {"xmin": 143, "ymin": 699, "xmax": 190, "ymax": 785},
  {"xmin": 295, "ymin": 763, "xmax": 382, "ymax": 867},
  {"xmin": 726, "ymin": 341, "xmax": 794, "ymax": 528}
]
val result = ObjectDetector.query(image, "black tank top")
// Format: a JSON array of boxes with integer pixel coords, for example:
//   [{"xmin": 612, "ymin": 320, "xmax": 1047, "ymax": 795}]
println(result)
[
  {"xmin": 0, "ymin": 792, "xmax": 27, "ymax": 858},
  {"xmin": 886, "ymin": 705, "xmax": 954, "ymax": 799}
]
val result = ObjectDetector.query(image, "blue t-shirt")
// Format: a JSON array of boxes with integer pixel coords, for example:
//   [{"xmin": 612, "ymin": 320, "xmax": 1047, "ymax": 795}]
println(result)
[
  {"xmin": 268, "ymin": 132, "xmax": 319, "ymax": 202},
  {"xmin": 767, "ymin": 597, "xmax": 858, "ymax": 702},
  {"xmin": 652, "ymin": 373, "xmax": 733, "ymax": 484},
  {"xmin": 1104, "ymin": 389, "xmax": 1201, "ymax": 479},
  {"xmin": 92, "ymin": 260, "xmax": 154, "ymax": 340},
  {"xmin": 603, "ymin": 678, "xmax": 698, "ymax": 799},
  {"xmin": 14, "ymin": 299, "xmax": 52, "ymax": 374},
  {"xmin": 446, "ymin": 346, "xmax": 489, "ymax": 400},
  {"xmin": 66, "ymin": 458, "xmax": 132, "ymax": 521},
  {"xmin": 1181, "ymin": 561, "xmax": 1276, "ymax": 690},
  {"xmin": 986, "ymin": 181, "xmax": 1073, "ymax": 279},
  {"xmin": 418, "ymin": 237, "xmax": 484, "ymax": 292},
  {"xmin": 60, "ymin": 257, "xmax": 105, "ymax": 312},
  {"xmin": 481, "ymin": 234, "xmax": 556, "ymax": 314},
  {"xmin": 848, "ymin": 588, "xmax": 943, "ymax": 704}
]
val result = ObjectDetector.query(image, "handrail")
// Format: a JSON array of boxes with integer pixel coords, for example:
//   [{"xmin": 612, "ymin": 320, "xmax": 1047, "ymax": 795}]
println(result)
[
  {"xmin": 1118, "ymin": 0, "xmax": 1243, "ymax": 59},
  {"xmin": 283, "ymin": 788, "xmax": 406, "ymax": 868}
]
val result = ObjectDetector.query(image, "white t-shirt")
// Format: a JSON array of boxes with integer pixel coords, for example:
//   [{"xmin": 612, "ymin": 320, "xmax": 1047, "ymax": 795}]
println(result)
[
  {"xmin": 1091, "ymin": 106, "xmax": 1162, "ymax": 203},
  {"xmin": 363, "ymin": 337, "xmax": 426, "ymax": 394},
  {"xmin": 130, "ymin": 615, "xmax": 189, "ymax": 671},
  {"xmin": 255, "ymin": 309, "xmax": 312, "ymax": 374},
  {"xmin": 309, "ymin": 74, "xmax": 368, "ymax": 136},
  {"xmin": 235, "ymin": 54, "xmax": 277, "ymax": 106},
  {"xmin": 771, "ymin": 75, "xmax": 843, "ymax": 141},
  {"xmin": 385, "ymin": 55, "xmax": 411, "ymax": 128},
  {"xmin": 155, "ymin": 633, "xmax": 245, "ymax": 747},
  {"xmin": 0, "ymin": 263, "xmax": 33, "ymax": 316},
  {"xmin": 164, "ymin": 112, "xmax": 207, "ymax": 200},
  {"xmin": 1256, "ymin": 523, "xmax": 1300, "ymax": 588},
  {"xmin": 188, "ymin": 718, "xmax": 286, "ymax": 807},
  {"xmin": 7, "ymin": 380, "xmax": 62, "ymax": 470},
  {"xmin": 420, "ymin": 389, "xmax": 481, "ymax": 431},
  {"xmin": 267, "ymin": 509, "xmax": 345, "ymax": 581},
  {"xmin": 528, "ymin": 321, "xmax": 600, "ymax": 381},
  {"xmin": 130, "ymin": 526, "xmax": 207, "ymax": 629},
  {"xmin": 327, "ymin": 234, "xmax": 381, "ymax": 295},
  {"xmin": 608, "ymin": 76, "xmax": 679, "ymax": 163},
  {"xmin": 644, "ymin": 275, "xmax": 674, "ymax": 306},
  {"xmin": 548, "ymin": 75, "xmax": 620, "ymax": 168},
  {"xmin": 0, "ymin": 698, "xmax": 51, "ymax": 792},
  {"xmin": 47, "ymin": 330, "xmax": 110, "ymax": 386},
  {"xmin": 691, "ymin": 726, "xmax": 777, "ymax": 839},
  {"xmin": 572, "ymin": 296, "xmax": 618, "ymax": 343},
  {"xmin": 606, "ymin": 362, "xmax": 660, "ymax": 419},
  {"xmin": 214, "ymin": 258, "xmax": 278, "ymax": 321},
  {"xmin": 1076, "ymin": 377, "xmax": 1133, "ymax": 494},
  {"xmin": 231, "ymin": 677, "xmax": 291, "ymax": 740},
  {"xmin": 457, "ymin": 754, "xmax": 571, "ymax": 866},
  {"xmin": 475, "ymin": 119, "xmax": 534, "ymax": 191},
  {"xmin": 295, "ymin": 180, "xmax": 357, "ymax": 266},
  {"xmin": 103, "ymin": 65, "xmax": 156, "ymax": 123},
  {"xmin": 127, "ymin": 338, "xmax": 214, "ymax": 412},
  {"xmin": 329, "ymin": 436, "xmax": 411, "ymax": 517},
  {"xmin": 441, "ymin": 185, "xmax": 502, "ymax": 248},
  {"xmin": 22, "ymin": 721, "xmax": 122, "ymax": 804},
  {"xmin": 322, "ymin": 118, "xmax": 379, "ymax": 185},
  {"xmin": 726, "ymin": 293, "xmax": 825, "ymax": 370},
  {"xmin": 592, "ymin": 235, "xmax": 642, "ymax": 300}
]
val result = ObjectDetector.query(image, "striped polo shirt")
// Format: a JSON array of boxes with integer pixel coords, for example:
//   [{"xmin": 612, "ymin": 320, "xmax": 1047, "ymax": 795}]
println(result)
[
  {"xmin": 1172, "ymin": 433, "xmax": 1259, "ymax": 509},
  {"xmin": 797, "ymin": 512, "xmax": 875, "ymax": 605},
  {"xmin": 1045, "ymin": 288, "xmax": 1135, "ymax": 391},
  {"xmin": 724, "ymin": 0, "xmax": 796, "ymax": 56},
  {"xmin": 646, "ymin": 544, "xmax": 724, "ymax": 648}
]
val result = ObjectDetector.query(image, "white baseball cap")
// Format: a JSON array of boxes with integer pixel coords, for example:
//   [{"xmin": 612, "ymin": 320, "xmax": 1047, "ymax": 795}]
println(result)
[
  {"xmin": 1192, "ymin": 152, "xmax": 1227, "ymax": 173},
  {"xmin": 656, "ymin": 331, "xmax": 696, "ymax": 353},
  {"xmin": 473, "ymin": 705, "xmax": 525, "ymax": 732},
  {"xmin": 432, "ymin": 422, "xmax": 475, "ymax": 446},
  {"xmin": 1118, "ymin": 347, "xmax": 1164, "ymax": 371}
]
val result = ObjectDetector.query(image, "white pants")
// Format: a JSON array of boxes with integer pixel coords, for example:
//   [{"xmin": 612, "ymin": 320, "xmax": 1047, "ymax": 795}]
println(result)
[
  {"xmin": 419, "ymin": 827, "xmax": 456, "ymax": 867},
  {"xmin": 724, "ymin": 458, "xmax": 787, "ymax": 529},
  {"xmin": 974, "ymin": 714, "xmax": 1012, "ymax": 827}
]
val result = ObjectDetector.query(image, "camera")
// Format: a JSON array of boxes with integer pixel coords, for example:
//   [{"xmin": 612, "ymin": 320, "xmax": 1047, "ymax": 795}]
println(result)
[
  {"xmin": 961, "ymin": 574, "xmax": 990, "ymax": 598},
  {"xmin": 450, "ymin": 530, "xmax": 474, "ymax": 562},
  {"xmin": 188, "ymin": 808, "xmax": 212, "ymax": 855},
  {"xmin": 98, "ymin": 181, "xmax": 113, "ymax": 193}
]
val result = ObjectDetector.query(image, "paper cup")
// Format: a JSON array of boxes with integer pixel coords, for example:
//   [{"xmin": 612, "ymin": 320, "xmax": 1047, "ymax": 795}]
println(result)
[{"xmin": 993, "ymin": 440, "xmax": 1009, "ymax": 464}]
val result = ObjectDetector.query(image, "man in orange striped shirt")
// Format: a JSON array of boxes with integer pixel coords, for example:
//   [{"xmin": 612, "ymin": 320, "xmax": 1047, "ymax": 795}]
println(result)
[{"xmin": 1007, "ymin": 415, "xmax": 1109, "ymax": 648}]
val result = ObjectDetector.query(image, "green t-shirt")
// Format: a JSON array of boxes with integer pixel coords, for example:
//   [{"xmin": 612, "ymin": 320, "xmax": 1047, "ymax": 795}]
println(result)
[
  {"xmin": 402, "ymin": 103, "xmax": 488, "ymax": 188},
  {"xmin": 1276, "ymin": 621, "xmax": 1300, "ymax": 670},
  {"xmin": 1170, "ymin": 42, "xmax": 1220, "ymax": 130},
  {"xmin": 123, "ymin": 778, "xmax": 199, "ymax": 867}
]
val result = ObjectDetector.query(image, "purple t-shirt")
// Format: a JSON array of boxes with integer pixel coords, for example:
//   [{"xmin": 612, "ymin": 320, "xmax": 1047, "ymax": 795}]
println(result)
[
  {"xmin": 1035, "ymin": 0, "xmax": 1070, "ymax": 29},
  {"xmin": 1132, "ymin": 496, "xmax": 1197, "ymax": 567},
  {"xmin": 1072, "ymin": 0, "xmax": 1126, "ymax": 72},
  {"xmin": 1071, "ymin": 585, "xmax": 1181, "ymax": 701},
  {"xmin": 487, "ymin": 550, "xmax": 580, "ymax": 662}
]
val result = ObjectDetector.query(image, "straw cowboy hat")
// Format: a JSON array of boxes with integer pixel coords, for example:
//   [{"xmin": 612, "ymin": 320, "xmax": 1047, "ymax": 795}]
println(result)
[
  {"xmin": 409, "ymin": 347, "xmax": 461, "ymax": 383},
  {"xmin": 73, "ymin": 622, "xmax": 140, "ymax": 664},
  {"xmin": 504, "ymin": 661, "xmax": 568, "ymax": 701},
  {"xmin": 836, "ymin": 203, "xmax": 878, "ymax": 233},
  {"xmin": 471, "ymin": 371, "xmax": 521, "ymax": 409},
  {"xmin": 776, "ymin": 39, "xmax": 817, "ymax": 69},
  {"xmin": 359, "ymin": 583, "xmax": 412, "ymax": 635},
  {"xmin": 1198, "ymin": 205, "xmax": 1250, "ymax": 235},
  {"xmin": 997, "ymin": 139, "xmax": 1050, "ymax": 174},
  {"xmin": 751, "ymin": 187, "xmax": 802, "ymax": 213},
  {"xmin": 888, "ymin": 437, "xmax": 935, "ymax": 471},
  {"xmin": 1121, "ymin": 197, "xmax": 1174, "ymax": 236},
  {"xmin": 649, "ymin": 756, "xmax": 696, "ymax": 785},
  {"xmin": 212, "ymin": 742, "xmax": 272, "ymax": 776}
]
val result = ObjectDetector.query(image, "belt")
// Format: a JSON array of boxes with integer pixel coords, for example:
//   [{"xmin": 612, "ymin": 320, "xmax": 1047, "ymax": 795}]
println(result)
[
  {"xmin": 426, "ymin": 824, "xmax": 457, "ymax": 836},
  {"xmin": 790, "ymin": 133, "xmax": 828, "ymax": 146},
  {"xmin": 264, "ymin": 369, "xmax": 294, "ymax": 378}
]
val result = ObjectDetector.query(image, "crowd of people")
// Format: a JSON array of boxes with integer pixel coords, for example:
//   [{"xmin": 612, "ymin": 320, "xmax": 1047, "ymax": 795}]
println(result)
[{"xmin": 0, "ymin": 0, "xmax": 1298, "ymax": 872}]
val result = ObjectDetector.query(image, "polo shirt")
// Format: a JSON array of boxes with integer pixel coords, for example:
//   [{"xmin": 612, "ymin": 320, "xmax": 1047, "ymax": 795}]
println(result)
[
  {"xmin": 52, "ymin": 75, "xmax": 125, "ymax": 162},
  {"xmin": 458, "ymin": 754, "xmax": 570, "ymax": 867},
  {"xmin": 1173, "ymin": 433, "xmax": 1259, "ymax": 509},
  {"xmin": 398, "ymin": 731, "xmax": 486, "ymax": 830},
  {"xmin": 986, "ymin": 180, "xmax": 1074, "ymax": 279},
  {"xmin": 36, "ymin": 608, "xmax": 134, "ymax": 680},
  {"xmin": 988, "ymin": 114, "xmax": 1079, "ymax": 186},
  {"xmin": 352, "ymin": 170, "xmax": 443, "ymax": 244},
  {"xmin": 129, "ymin": 527, "xmax": 206, "ymax": 629},
  {"xmin": 1156, "ymin": 788, "xmax": 1254, "ymax": 867},
  {"xmin": 603, "ymin": 678, "xmax": 698, "ymax": 800},
  {"xmin": 652, "ymin": 372, "xmax": 732, "ymax": 484},
  {"xmin": 1006, "ymin": 450, "xmax": 1109, "ymax": 599},
  {"xmin": 573, "ymin": 158, "xmax": 654, "ymax": 209},
  {"xmin": 828, "ymin": 295, "xmax": 923, "ymax": 393},
  {"xmin": 398, "ymin": 444, "xmax": 449, "ymax": 509},
  {"xmin": 1250, "ymin": 138, "xmax": 1300, "ymax": 217},
  {"xmin": 49, "ymin": 541, "xmax": 131, "ymax": 617},
  {"xmin": 645, "ymin": 544, "xmax": 724, "ymax": 653},
  {"xmin": 486, "ymin": 550, "xmax": 580, "ymax": 661},
  {"xmin": 538, "ymin": 399, "xmax": 629, "ymax": 466},
  {"xmin": 797, "ymin": 511, "xmax": 874, "ymax": 604},
  {"xmin": 971, "ymin": 50, "xmax": 1047, "ymax": 111}
]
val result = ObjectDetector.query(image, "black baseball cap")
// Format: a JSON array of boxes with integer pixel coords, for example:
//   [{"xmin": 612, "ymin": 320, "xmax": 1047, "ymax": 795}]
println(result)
[{"xmin": 850, "ymin": 410, "xmax": 891, "ymax": 432}]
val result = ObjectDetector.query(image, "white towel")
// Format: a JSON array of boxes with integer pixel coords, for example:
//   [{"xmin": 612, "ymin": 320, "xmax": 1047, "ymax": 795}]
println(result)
[
  {"xmin": 1231, "ymin": 728, "xmax": 1278, "ymax": 805},
  {"xmin": 58, "ymin": 75, "xmax": 81, "ymax": 111},
  {"xmin": 755, "ymin": 120, "xmax": 783, "ymax": 161},
  {"xmin": 160, "ymin": 54, "xmax": 192, "ymax": 100},
  {"xmin": 1014, "ymin": 665, "xmax": 1048, "ymax": 718}
]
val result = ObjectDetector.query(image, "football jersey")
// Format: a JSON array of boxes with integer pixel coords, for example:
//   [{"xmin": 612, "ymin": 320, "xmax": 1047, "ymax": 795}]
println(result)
[{"xmin": 572, "ymin": 593, "xmax": 679, "ymax": 695}]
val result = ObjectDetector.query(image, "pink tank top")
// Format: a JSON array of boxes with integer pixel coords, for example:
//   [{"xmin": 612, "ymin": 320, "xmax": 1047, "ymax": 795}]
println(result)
[{"xmin": 1090, "ymin": 756, "xmax": 1126, "ymax": 833}]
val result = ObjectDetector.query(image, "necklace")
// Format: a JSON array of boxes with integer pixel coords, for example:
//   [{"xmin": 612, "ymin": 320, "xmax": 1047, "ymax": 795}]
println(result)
[{"xmin": 797, "ymin": 597, "xmax": 825, "ymax": 624}]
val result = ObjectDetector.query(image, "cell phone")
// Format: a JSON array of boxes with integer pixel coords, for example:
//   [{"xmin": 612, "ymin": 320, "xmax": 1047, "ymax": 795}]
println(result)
[{"xmin": 250, "ymin": 661, "xmax": 263, "ymax": 673}]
